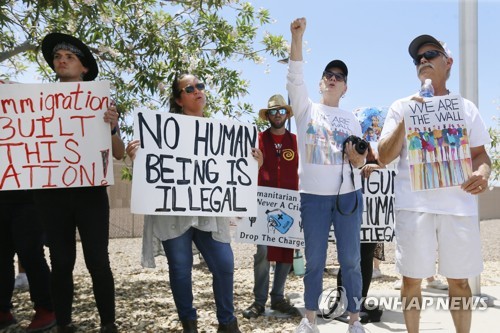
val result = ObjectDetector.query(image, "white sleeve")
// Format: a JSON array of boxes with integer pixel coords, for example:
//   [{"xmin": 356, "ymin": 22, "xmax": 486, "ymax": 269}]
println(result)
[{"xmin": 286, "ymin": 60, "xmax": 313, "ymax": 122}]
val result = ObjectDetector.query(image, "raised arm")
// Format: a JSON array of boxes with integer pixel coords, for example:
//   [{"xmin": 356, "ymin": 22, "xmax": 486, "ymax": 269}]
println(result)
[{"xmin": 290, "ymin": 17, "xmax": 306, "ymax": 62}]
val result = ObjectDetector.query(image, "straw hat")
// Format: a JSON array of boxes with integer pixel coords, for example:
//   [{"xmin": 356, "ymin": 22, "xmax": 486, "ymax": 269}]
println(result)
[{"xmin": 258, "ymin": 94, "xmax": 293, "ymax": 121}]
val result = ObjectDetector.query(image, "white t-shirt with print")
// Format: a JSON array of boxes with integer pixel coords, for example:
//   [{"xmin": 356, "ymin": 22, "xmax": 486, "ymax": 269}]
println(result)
[
  {"xmin": 380, "ymin": 94, "xmax": 491, "ymax": 216},
  {"xmin": 287, "ymin": 60, "xmax": 362, "ymax": 195}
]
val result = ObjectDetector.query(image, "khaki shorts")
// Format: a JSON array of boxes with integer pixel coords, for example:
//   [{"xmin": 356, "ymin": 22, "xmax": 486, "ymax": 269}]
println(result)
[{"xmin": 395, "ymin": 210, "xmax": 483, "ymax": 279}]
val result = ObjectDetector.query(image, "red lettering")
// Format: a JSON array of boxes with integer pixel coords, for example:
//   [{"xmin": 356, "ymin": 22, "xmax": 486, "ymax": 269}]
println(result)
[
  {"xmin": 0, "ymin": 164, "xmax": 21, "ymax": 189},
  {"xmin": 0, "ymin": 117, "xmax": 15, "ymax": 140},
  {"xmin": 70, "ymin": 115, "xmax": 95, "ymax": 137},
  {"xmin": 64, "ymin": 139, "xmax": 81, "ymax": 164},
  {"xmin": 62, "ymin": 166, "xmax": 77, "ymax": 186},
  {"xmin": 58, "ymin": 117, "xmax": 74, "ymax": 136}
]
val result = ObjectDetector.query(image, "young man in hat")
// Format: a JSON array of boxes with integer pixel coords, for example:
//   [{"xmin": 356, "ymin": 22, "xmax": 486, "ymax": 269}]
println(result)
[
  {"xmin": 288, "ymin": 18, "xmax": 367, "ymax": 333},
  {"xmin": 0, "ymin": 81, "xmax": 56, "ymax": 332},
  {"xmin": 242, "ymin": 94, "xmax": 301, "ymax": 320},
  {"xmin": 378, "ymin": 35, "xmax": 491, "ymax": 333},
  {"xmin": 34, "ymin": 33, "xmax": 125, "ymax": 333}
]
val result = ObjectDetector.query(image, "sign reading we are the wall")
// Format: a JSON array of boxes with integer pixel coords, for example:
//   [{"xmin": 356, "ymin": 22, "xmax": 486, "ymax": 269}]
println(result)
[
  {"xmin": 0, "ymin": 81, "xmax": 114, "ymax": 190},
  {"xmin": 403, "ymin": 95, "xmax": 472, "ymax": 191},
  {"xmin": 131, "ymin": 110, "xmax": 258, "ymax": 216}
]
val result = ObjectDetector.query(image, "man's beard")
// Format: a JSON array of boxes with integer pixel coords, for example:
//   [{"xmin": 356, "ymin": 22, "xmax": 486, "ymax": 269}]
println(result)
[{"xmin": 270, "ymin": 119, "xmax": 286, "ymax": 129}]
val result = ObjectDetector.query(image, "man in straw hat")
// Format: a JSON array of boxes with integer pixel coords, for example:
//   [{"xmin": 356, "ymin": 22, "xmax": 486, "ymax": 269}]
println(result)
[
  {"xmin": 242, "ymin": 94, "xmax": 301, "ymax": 320},
  {"xmin": 33, "ymin": 32, "xmax": 125, "ymax": 333}
]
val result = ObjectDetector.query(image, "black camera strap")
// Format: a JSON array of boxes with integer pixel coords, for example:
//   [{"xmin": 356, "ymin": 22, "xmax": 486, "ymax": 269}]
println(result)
[{"xmin": 336, "ymin": 151, "xmax": 359, "ymax": 216}]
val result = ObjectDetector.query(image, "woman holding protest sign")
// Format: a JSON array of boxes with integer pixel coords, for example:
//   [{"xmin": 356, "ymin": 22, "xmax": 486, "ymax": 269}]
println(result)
[
  {"xmin": 126, "ymin": 72, "xmax": 262, "ymax": 333},
  {"xmin": 33, "ymin": 33, "xmax": 124, "ymax": 333}
]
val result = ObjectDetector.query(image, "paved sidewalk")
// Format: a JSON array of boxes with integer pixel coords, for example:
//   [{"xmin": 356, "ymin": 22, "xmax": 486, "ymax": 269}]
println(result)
[{"xmin": 290, "ymin": 286, "xmax": 500, "ymax": 332}]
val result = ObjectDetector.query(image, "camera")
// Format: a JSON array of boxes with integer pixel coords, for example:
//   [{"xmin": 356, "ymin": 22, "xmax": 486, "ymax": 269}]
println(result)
[{"xmin": 343, "ymin": 135, "xmax": 368, "ymax": 155}]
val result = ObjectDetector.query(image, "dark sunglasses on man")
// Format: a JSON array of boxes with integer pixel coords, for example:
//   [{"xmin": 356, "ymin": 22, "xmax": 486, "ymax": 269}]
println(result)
[
  {"xmin": 182, "ymin": 82, "xmax": 205, "ymax": 94},
  {"xmin": 268, "ymin": 108, "xmax": 287, "ymax": 116},
  {"xmin": 322, "ymin": 70, "xmax": 346, "ymax": 82},
  {"xmin": 413, "ymin": 50, "xmax": 448, "ymax": 65}
]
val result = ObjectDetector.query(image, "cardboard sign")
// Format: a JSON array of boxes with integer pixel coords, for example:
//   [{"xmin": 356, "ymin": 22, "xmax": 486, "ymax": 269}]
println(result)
[
  {"xmin": 0, "ymin": 81, "xmax": 114, "ymax": 190},
  {"xmin": 131, "ymin": 110, "xmax": 258, "ymax": 216},
  {"xmin": 402, "ymin": 95, "xmax": 472, "ymax": 191},
  {"xmin": 235, "ymin": 186, "xmax": 304, "ymax": 249}
]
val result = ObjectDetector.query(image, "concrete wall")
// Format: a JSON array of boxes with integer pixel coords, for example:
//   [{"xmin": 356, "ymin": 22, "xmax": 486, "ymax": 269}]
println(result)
[{"xmin": 479, "ymin": 186, "xmax": 500, "ymax": 220}]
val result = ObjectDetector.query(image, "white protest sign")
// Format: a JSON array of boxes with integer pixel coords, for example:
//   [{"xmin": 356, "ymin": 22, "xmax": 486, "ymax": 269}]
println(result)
[
  {"xmin": 360, "ymin": 169, "xmax": 396, "ymax": 242},
  {"xmin": 403, "ymin": 95, "xmax": 472, "ymax": 191},
  {"xmin": 131, "ymin": 110, "xmax": 258, "ymax": 216},
  {"xmin": 235, "ymin": 186, "xmax": 304, "ymax": 249},
  {"xmin": 0, "ymin": 81, "xmax": 114, "ymax": 190}
]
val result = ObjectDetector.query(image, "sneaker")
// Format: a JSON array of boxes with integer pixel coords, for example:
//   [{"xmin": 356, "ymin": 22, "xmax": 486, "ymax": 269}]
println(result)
[
  {"xmin": 271, "ymin": 299, "xmax": 301, "ymax": 317},
  {"xmin": 26, "ymin": 307, "xmax": 56, "ymax": 332},
  {"xmin": 348, "ymin": 321, "xmax": 366, "ymax": 333},
  {"xmin": 242, "ymin": 302, "xmax": 265, "ymax": 319},
  {"xmin": 14, "ymin": 273, "xmax": 29, "ymax": 289},
  {"xmin": 0, "ymin": 311, "xmax": 17, "ymax": 330},
  {"xmin": 295, "ymin": 318, "xmax": 319, "ymax": 333},
  {"xmin": 371, "ymin": 268, "xmax": 382, "ymax": 279},
  {"xmin": 426, "ymin": 279, "xmax": 448, "ymax": 290},
  {"xmin": 393, "ymin": 280, "xmax": 402, "ymax": 290}
]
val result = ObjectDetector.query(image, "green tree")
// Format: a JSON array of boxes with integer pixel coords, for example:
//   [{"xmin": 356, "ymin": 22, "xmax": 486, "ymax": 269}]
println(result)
[
  {"xmin": 0, "ymin": 0, "xmax": 288, "ymax": 140},
  {"xmin": 488, "ymin": 118, "xmax": 499, "ymax": 183}
]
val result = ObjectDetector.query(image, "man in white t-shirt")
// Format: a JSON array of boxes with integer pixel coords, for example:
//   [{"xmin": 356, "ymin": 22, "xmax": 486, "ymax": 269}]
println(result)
[{"xmin": 378, "ymin": 35, "xmax": 491, "ymax": 333}]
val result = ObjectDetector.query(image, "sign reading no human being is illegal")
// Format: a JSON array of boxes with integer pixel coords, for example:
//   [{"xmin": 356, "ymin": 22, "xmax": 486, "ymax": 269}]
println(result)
[{"xmin": 131, "ymin": 110, "xmax": 258, "ymax": 216}]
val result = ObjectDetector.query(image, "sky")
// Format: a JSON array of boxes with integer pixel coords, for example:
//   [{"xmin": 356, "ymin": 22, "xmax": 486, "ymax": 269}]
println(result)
[
  {"xmin": 6, "ymin": 0, "xmax": 499, "ymax": 129},
  {"xmin": 231, "ymin": 0, "xmax": 500, "ymax": 129}
]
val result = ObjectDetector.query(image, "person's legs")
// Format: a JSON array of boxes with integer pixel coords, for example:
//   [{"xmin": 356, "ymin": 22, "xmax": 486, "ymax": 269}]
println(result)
[
  {"xmin": 270, "ymin": 261, "xmax": 292, "ymax": 305},
  {"xmin": 360, "ymin": 243, "xmax": 377, "ymax": 298},
  {"xmin": 300, "ymin": 193, "xmax": 333, "ymax": 324},
  {"xmin": 11, "ymin": 202, "xmax": 52, "ymax": 311},
  {"xmin": 76, "ymin": 187, "xmax": 115, "ymax": 327},
  {"xmin": 332, "ymin": 190, "xmax": 363, "ymax": 324},
  {"xmin": 162, "ymin": 229, "xmax": 196, "ymax": 321},
  {"xmin": 436, "ymin": 215, "xmax": 482, "ymax": 333},
  {"xmin": 447, "ymin": 278, "xmax": 472, "ymax": 333},
  {"xmin": 193, "ymin": 229, "xmax": 236, "ymax": 325},
  {"xmin": 401, "ymin": 276, "xmax": 423, "ymax": 333},
  {"xmin": 0, "ymin": 205, "xmax": 15, "ymax": 314},
  {"xmin": 394, "ymin": 210, "xmax": 440, "ymax": 332},
  {"xmin": 253, "ymin": 245, "xmax": 270, "ymax": 306},
  {"xmin": 35, "ymin": 189, "xmax": 77, "ymax": 327}
]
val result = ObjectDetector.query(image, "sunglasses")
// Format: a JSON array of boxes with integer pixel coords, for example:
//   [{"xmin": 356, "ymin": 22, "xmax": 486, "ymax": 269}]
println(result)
[
  {"xmin": 268, "ymin": 108, "xmax": 287, "ymax": 116},
  {"xmin": 181, "ymin": 82, "xmax": 205, "ymax": 94},
  {"xmin": 413, "ymin": 50, "xmax": 447, "ymax": 65},
  {"xmin": 323, "ymin": 70, "xmax": 346, "ymax": 82}
]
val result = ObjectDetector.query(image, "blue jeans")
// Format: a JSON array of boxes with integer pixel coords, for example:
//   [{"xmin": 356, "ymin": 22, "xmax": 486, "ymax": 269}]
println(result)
[
  {"xmin": 0, "ymin": 200, "xmax": 52, "ymax": 312},
  {"xmin": 162, "ymin": 228, "xmax": 236, "ymax": 324},
  {"xmin": 300, "ymin": 191, "xmax": 363, "ymax": 313},
  {"xmin": 253, "ymin": 245, "xmax": 292, "ymax": 306}
]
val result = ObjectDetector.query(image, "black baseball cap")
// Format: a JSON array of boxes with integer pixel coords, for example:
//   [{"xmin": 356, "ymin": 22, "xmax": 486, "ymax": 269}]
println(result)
[
  {"xmin": 408, "ymin": 34, "xmax": 446, "ymax": 60},
  {"xmin": 324, "ymin": 59, "xmax": 348, "ymax": 77}
]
